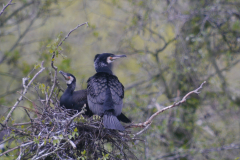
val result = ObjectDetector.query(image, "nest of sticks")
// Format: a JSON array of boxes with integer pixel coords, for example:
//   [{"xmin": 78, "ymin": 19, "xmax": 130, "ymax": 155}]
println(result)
[{"xmin": 1, "ymin": 102, "xmax": 138, "ymax": 160}]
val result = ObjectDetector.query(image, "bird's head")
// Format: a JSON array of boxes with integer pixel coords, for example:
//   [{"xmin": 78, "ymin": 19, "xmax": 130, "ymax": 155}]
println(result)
[
  {"xmin": 59, "ymin": 71, "xmax": 76, "ymax": 85},
  {"xmin": 94, "ymin": 53, "xmax": 126, "ymax": 73}
]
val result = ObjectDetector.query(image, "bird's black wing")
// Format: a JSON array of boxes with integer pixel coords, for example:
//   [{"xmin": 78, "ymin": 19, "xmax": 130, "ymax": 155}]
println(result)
[
  {"xmin": 72, "ymin": 89, "xmax": 92, "ymax": 115},
  {"xmin": 87, "ymin": 74, "xmax": 107, "ymax": 115},
  {"xmin": 108, "ymin": 75, "xmax": 124, "ymax": 115},
  {"xmin": 72, "ymin": 89, "xmax": 87, "ymax": 108}
]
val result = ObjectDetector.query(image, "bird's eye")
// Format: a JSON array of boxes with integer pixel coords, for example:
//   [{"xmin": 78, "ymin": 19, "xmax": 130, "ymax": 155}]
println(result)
[{"xmin": 68, "ymin": 76, "xmax": 71, "ymax": 80}]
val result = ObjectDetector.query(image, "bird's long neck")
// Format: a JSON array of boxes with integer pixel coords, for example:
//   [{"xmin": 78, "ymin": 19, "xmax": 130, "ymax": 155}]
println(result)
[
  {"xmin": 96, "ymin": 67, "xmax": 113, "ymax": 75},
  {"xmin": 65, "ymin": 82, "xmax": 76, "ymax": 94}
]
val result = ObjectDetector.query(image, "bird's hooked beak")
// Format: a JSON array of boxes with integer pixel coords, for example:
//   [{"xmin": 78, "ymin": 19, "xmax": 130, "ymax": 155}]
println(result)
[
  {"xmin": 59, "ymin": 71, "xmax": 70, "ymax": 80},
  {"xmin": 111, "ymin": 54, "xmax": 127, "ymax": 60},
  {"xmin": 107, "ymin": 54, "xmax": 126, "ymax": 64}
]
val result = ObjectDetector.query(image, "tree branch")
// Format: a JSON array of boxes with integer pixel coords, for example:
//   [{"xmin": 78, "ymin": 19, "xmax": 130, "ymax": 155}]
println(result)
[
  {"xmin": 47, "ymin": 22, "xmax": 88, "ymax": 104},
  {"xmin": 57, "ymin": 22, "xmax": 88, "ymax": 47},
  {"xmin": 127, "ymin": 81, "xmax": 206, "ymax": 129},
  {"xmin": 0, "ymin": 141, "xmax": 34, "ymax": 157},
  {"xmin": 0, "ymin": 0, "xmax": 14, "ymax": 16},
  {"xmin": 3, "ymin": 61, "xmax": 45, "ymax": 125}
]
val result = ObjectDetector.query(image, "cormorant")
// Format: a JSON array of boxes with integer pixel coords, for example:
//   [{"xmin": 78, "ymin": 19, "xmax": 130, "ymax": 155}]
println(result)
[
  {"xmin": 59, "ymin": 70, "xmax": 92, "ymax": 116},
  {"xmin": 87, "ymin": 53, "xmax": 130, "ymax": 131},
  {"xmin": 59, "ymin": 70, "xmax": 130, "ymax": 122}
]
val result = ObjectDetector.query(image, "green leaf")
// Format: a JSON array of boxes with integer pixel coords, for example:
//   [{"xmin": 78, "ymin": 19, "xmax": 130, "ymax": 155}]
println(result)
[
  {"xmin": 58, "ymin": 134, "xmax": 63, "ymax": 139},
  {"xmin": 34, "ymin": 64, "xmax": 40, "ymax": 69},
  {"xmin": 49, "ymin": 49, "xmax": 54, "ymax": 53},
  {"xmin": 52, "ymin": 139, "xmax": 59, "ymax": 146},
  {"xmin": 81, "ymin": 150, "xmax": 86, "ymax": 155},
  {"xmin": 74, "ymin": 128, "xmax": 78, "ymax": 132},
  {"xmin": 44, "ymin": 139, "xmax": 46, "ymax": 145},
  {"xmin": 34, "ymin": 137, "xmax": 39, "ymax": 144}
]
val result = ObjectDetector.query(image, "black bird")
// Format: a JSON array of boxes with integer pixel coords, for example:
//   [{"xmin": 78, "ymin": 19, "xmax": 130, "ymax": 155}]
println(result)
[
  {"xmin": 87, "ymin": 53, "xmax": 130, "ymax": 131},
  {"xmin": 59, "ymin": 71, "xmax": 92, "ymax": 116},
  {"xmin": 59, "ymin": 70, "xmax": 130, "ymax": 122}
]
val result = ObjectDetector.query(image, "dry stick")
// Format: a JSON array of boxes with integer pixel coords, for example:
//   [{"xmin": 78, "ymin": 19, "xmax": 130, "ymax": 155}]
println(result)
[
  {"xmin": 47, "ymin": 22, "xmax": 88, "ymax": 104},
  {"xmin": 64, "ymin": 109, "xmax": 85, "ymax": 133},
  {"xmin": 0, "ymin": 0, "xmax": 14, "ymax": 16},
  {"xmin": 18, "ymin": 106, "xmax": 43, "ymax": 116},
  {"xmin": 127, "ymin": 81, "xmax": 206, "ymax": 129},
  {"xmin": 17, "ymin": 91, "xmax": 33, "ymax": 103},
  {"xmin": 3, "ymin": 61, "xmax": 45, "ymax": 125},
  {"xmin": 24, "ymin": 108, "xmax": 33, "ymax": 123},
  {"xmin": 133, "ymin": 123, "xmax": 152, "ymax": 137},
  {"xmin": 13, "ymin": 122, "xmax": 36, "ymax": 126},
  {"xmin": 33, "ymin": 141, "xmax": 68, "ymax": 160},
  {"xmin": 0, "ymin": 141, "xmax": 34, "ymax": 157},
  {"xmin": 0, "ymin": 136, "xmax": 13, "ymax": 145},
  {"xmin": 57, "ymin": 22, "xmax": 88, "ymax": 47}
]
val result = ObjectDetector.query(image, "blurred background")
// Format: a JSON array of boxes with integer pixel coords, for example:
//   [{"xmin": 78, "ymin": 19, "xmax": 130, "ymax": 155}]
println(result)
[{"xmin": 0, "ymin": 0, "xmax": 240, "ymax": 159}]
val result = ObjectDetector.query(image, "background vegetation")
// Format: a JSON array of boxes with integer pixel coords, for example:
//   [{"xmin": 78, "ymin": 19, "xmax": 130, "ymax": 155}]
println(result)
[{"xmin": 0, "ymin": 0, "xmax": 240, "ymax": 159}]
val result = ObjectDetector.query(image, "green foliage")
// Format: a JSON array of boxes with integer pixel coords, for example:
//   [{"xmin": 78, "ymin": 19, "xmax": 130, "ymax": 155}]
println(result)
[
  {"xmin": 46, "ymin": 32, "xmax": 63, "ymax": 58},
  {"xmin": 232, "ymin": 20, "xmax": 240, "ymax": 32},
  {"xmin": 78, "ymin": 150, "xmax": 87, "ymax": 160},
  {"xmin": 52, "ymin": 139, "xmax": 59, "ymax": 146},
  {"xmin": 98, "ymin": 153, "xmax": 109, "ymax": 160},
  {"xmin": 38, "ymin": 83, "xmax": 50, "ymax": 94},
  {"xmin": 71, "ymin": 127, "xmax": 79, "ymax": 139},
  {"xmin": 34, "ymin": 137, "xmax": 40, "ymax": 144}
]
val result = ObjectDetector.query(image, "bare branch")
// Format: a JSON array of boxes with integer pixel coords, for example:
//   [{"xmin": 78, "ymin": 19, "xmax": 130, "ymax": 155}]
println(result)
[
  {"xmin": 47, "ymin": 22, "xmax": 88, "ymax": 105},
  {"xmin": 57, "ymin": 22, "xmax": 88, "ymax": 47},
  {"xmin": 127, "ymin": 81, "xmax": 206, "ymax": 129},
  {"xmin": 0, "ymin": 141, "xmax": 34, "ymax": 157},
  {"xmin": 3, "ymin": 61, "xmax": 45, "ymax": 125},
  {"xmin": 0, "ymin": 0, "xmax": 14, "ymax": 16},
  {"xmin": 65, "ymin": 106, "xmax": 86, "ymax": 130}
]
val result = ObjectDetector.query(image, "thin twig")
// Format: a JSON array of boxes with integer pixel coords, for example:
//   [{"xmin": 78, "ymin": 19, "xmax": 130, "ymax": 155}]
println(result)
[
  {"xmin": 0, "ymin": 141, "xmax": 33, "ymax": 157},
  {"xmin": 17, "ymin": 91, "xmax": 33, "ymax": 103},
  {"xmin": 133, "ymin": 122, "xmax": 152, "ymax": 137},
  {"xmin": 13, "ymin": 122, "xmax": 36, "ymax": 126},
  {"xmin": 47, "ymin": 22, "xmax": 88, "ymax": 105},
  {"xmin": 57, "ymin": 22, "xmax": 88, "ymax": 47},
  {"xmin": 66, "ymin": 106, "xmax": 85, "ymax": 128},
  {"xmin": 19, "ymin": 106, "xmax": 42, "ymax": 116},
  {"xmin": 24, "ymin": 108, "xmax": 33, "ymax": 123},
  {"xmin": 127, "ymin": 81, "xmax": 206, "ymax": 128},
  {"xmin": 0, "ymin": 0, "xmax": 14, "ymax": 16},
  {"xmin": 33, "ymin": 142, "xmax": 68, "ymax": 160},
  {"xmin": 3, "ymin": 61, "xmax": 45, "ymax": 125}
]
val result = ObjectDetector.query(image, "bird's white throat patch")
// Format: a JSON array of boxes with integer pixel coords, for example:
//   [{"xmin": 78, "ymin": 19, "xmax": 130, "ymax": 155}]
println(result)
[
  {"xmin": 107, "ymin": 57, "xmax": 114, "ymax": 63},
  {"xmin": 66, "ymin": 76, "xmax": 74, "ymax": 84}
]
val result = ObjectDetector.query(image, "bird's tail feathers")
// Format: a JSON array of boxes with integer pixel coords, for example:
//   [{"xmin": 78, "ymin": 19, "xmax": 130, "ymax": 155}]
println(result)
[
  {"xmin": 103, "ymin": 112, "xmax": 125, "ymax": 131},
  {"xmin": 117, "ymin": 113, "xmax": 131, "ymax": 123}
]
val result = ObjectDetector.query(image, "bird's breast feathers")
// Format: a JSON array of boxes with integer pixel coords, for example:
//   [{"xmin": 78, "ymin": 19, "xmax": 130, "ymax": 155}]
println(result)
[{"xmin": 87, "ymin": 73, "xmax": 124, "ymax": 102}]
